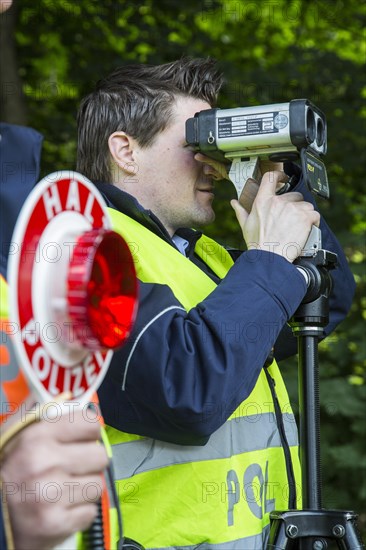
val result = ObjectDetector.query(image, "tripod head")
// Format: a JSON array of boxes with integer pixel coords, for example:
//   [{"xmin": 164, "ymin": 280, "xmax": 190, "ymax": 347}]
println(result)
[{"xmin": 292, "ymin": 248, "xmax": 338, "ymax": 336}]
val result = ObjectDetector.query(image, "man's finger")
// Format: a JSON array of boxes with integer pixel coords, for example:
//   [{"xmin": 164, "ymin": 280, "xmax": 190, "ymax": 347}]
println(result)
[
  {"xmin": 194, "ymin": 153, "xmax": 229, "ymax": 180},
  {"xmin": 277, "ymin": 191, "xmax": 304, "ymax": 203},
  {"xmin": 311, "ymin": 211, "xmax": 321, "ymax": 228},
  {"xmin": 230, "ymin": 199, "xmax": 249, "ymax": 226},
  {"xmin": 60, "ymin": 443, "xmax": 109, "ymax": 475},
  {"xmin": 256, "ymin": 170, "xmax": 288, "ymax": 199},
  {"xmin": 55, "ymin": 410, "xmax": 103, "ymax": 443}
]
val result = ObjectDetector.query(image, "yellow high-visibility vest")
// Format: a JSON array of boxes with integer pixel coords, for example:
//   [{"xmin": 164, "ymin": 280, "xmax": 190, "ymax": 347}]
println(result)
[{"xmin": 107, "ymin": 208, "xmax": 302, "ymax": 550}]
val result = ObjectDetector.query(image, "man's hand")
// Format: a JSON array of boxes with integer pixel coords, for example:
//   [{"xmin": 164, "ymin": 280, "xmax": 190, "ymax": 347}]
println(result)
[
  {"xmin": 1, "ymin": 408, "xmax": 109, "ymax": 550},
  {"xmin": 231, "ymin": 170, "xmax": 320, "ymax": 263},
  {"xmin": 194, "ymin": 153, "xmax": 230, "ymax": 181}
]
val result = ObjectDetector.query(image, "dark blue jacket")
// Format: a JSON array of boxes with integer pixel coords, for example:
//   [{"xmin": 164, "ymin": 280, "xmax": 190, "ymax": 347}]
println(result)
[
  {"xmin": 96, "ymin": 174, "xmax": 356, "ymax": 445},
  {"xmin": 0, "ymin": 123, "xmax": 43, "ymax": 278},
  {"xmin": 0, "ymin": 504, "xmax": 6, "ymax": 550}
]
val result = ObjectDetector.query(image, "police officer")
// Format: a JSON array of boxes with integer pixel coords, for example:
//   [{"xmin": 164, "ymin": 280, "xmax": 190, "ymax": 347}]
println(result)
[{"xmin": 76, "ymin": 58, "xmax": 355, "ymax": 549}]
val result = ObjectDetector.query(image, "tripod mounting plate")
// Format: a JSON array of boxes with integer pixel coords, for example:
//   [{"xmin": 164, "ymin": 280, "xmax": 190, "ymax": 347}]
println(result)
[{"xmin": 268, "ymin": 509, "xmax": 365, "ymax": 548}]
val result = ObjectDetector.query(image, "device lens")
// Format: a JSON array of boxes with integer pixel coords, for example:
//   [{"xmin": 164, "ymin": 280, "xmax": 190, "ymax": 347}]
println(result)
[
  {"xmin": 306, "ymin": 108, "xmax": 316, "ymax": 143},
  {"xmin": 316, "ymin": 118, "xmax": 325, "ymax": 148}
]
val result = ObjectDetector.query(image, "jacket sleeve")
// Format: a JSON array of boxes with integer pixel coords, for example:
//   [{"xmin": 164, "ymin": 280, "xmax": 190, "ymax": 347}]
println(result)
[
  {"xmin": 0, "ymin": 123, "xmax": 43, "ymax": 279},
  {"xmin": 0, "ymin": 503, "xmax": 8, "ymax": 550},
  {"xmin": 99, "ymin": 250, "xmax": 308, "ymax": 444},
  {"xmin": 274, "ymin": 172, "xmax": 356, "ymax": 360}
]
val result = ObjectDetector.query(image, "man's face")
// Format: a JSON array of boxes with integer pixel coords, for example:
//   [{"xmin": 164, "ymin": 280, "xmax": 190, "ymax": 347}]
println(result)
[{"xmin": 131, "ymin": 96, "xmax": 217, "ymax": 236}]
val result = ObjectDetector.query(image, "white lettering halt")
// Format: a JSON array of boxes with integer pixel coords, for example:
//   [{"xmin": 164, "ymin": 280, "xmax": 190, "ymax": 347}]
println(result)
[{"xmin": 43, "ymin": 184, "xmax": 62, "ymax": 221}]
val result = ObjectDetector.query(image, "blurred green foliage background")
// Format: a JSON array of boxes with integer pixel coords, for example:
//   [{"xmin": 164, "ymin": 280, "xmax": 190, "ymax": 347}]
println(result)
[{"xmin": 1, "ymin": 0, "xmax": 365, "ymax": 535}]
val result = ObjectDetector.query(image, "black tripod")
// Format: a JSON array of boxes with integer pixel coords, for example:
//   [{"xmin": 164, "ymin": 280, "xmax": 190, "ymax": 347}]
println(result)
[{"xmin": 267, "ymin": 249, "xmax": 365, "ymax": 549}]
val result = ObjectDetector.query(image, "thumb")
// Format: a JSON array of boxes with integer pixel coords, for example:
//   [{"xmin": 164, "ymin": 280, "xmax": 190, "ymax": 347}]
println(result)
[
  {"xmin": 256, "ymin": 170, "xmax": 284, "ymax": 199},
  {"xmin": 231, "ymin": 199, "xmax": 249, "ymax": 227}
]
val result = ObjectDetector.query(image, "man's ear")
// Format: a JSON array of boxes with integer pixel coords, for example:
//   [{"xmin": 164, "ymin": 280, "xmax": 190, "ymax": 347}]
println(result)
[{"xmin": 108, "ymin": 132, "xmax": 136, "ymax": 175}]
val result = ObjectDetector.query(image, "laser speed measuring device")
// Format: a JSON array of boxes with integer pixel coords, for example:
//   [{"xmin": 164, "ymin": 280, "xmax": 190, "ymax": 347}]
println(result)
[{"xmin": 185, "ymin": 99, "xmax": 329, "ymax": 201}]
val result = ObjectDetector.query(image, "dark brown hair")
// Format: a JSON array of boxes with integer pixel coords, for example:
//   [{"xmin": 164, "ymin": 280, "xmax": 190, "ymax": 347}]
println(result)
[{"xmin": 76, "ymin": 57, "xmax": 224, "ymax": 182}]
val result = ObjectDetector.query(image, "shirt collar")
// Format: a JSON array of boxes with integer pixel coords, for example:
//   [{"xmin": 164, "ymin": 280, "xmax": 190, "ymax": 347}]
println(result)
[{"xmin": 172, "ymin": 234, "xmax": 189, "ymax": 256}]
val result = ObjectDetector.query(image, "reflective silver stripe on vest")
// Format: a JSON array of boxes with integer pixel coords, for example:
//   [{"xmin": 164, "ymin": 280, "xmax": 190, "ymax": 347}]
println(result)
[
  {"xmin": 111, "ymin": 413, "xmax": 298, "ymax": 480},
  {"xmin": 144, "ymin": 526, "xmax": 269, "ymax": 550}
]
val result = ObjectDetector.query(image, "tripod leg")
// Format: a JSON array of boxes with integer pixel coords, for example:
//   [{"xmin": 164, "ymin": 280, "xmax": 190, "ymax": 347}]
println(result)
[
  {"xmin": 267, "ymin": 519, "xmax": 297, "ymax": 549},
  {"xmin": 335, "ymin": 521, "xmax": 365, "ymax": 550}
]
